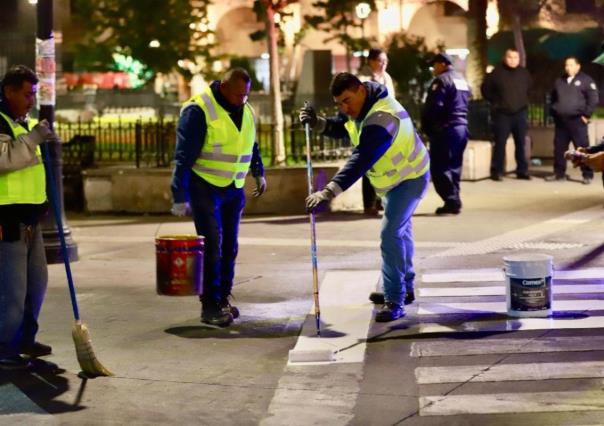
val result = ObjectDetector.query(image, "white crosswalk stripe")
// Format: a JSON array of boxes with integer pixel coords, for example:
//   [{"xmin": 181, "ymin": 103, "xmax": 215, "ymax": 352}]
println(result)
[{"xmin": 414, "ymin": 268, "xmax": 604, "ymax": 418}]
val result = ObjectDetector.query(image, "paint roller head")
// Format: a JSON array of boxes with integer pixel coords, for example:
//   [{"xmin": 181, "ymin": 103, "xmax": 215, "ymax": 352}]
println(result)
[{"xmin": 288, "ymin": 348, "xmax": 337, "ymax": 363}]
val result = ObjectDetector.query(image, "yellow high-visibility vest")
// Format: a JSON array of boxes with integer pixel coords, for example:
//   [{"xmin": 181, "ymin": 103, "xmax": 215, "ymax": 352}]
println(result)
[
  {"xmin": 0, "ymin": 111, "xmax": 46, "ymax": 205},
  {"xmin": 344, "ymin": 96, "xmax": 429, "ymax": 195},
  {"xmin": 186, "ymin": 87, "xmax": 256, "ymax": 188}
]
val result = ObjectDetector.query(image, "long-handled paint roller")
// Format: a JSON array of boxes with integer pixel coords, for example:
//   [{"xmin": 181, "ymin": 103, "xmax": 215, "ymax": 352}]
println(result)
[
  {"xmin": 303, "ymin": 103, "xmax": 321, "ymax": 337},
  {"xmin": 287, "ymin": 103, "xmax": 337, "ymax": 364},
  {"xmin": 41, "ymin": 142, "xmax": 112, "ymax": 378}
]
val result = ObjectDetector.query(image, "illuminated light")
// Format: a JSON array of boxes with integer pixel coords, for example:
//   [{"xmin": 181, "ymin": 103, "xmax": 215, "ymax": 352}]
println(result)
[
  {"xmin": 199, "ymin": 23, "xmax": 208, "ymax": 32},
  {"xmin": 352, "ymin": 51, "xmax": 364, "ymax": 57},
  {"xmin": 355, "ymin": 2, "xmax": 371, "ymax": 20},
  {"xmin": 260, "ymin": 52, "xmax": 270, "ymax": 59},
  {"xmin": 189, "ymin": 23, "xmax": 196, "ymax": 30},
  {"xmin": 486, "ymin": 0, "xmax": 500, "ymax": 39},
  {"xmin": 486, "ymin": 65, "xmax": 494, "ymax": 73},
  {"xmin": 177, "ymin": 60, "xmax": 186, "ymax": 68},
  {"xmin": 149, "ymin": 39, "xmax": 160, "ymax": 48},
  {"xmin": 28, "ymin": 0, "xmax": 37, "ymax": 4},
  {"xmin": 378, "ymin": 5, "xmax": 400, "ymax": 34},
  {"xmin": 274, "ymin": 12, "xmax": 281, "ymax": 24}
]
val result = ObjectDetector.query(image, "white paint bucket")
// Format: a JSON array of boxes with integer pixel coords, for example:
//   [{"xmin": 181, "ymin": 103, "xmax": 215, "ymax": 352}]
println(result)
[{"xmin": 503, "ymin": 254, "xmax": 553, "ymax": 317}]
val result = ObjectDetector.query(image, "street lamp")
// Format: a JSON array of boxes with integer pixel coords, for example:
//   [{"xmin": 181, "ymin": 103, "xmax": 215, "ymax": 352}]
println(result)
[{"xmin": 355, "ymin": 2, "xmax": 371, "ymax": 60}]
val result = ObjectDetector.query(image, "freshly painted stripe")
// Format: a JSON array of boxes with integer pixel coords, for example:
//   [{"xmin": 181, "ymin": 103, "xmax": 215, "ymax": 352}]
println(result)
[
  {"xmin": 411, "ymin": 335, "xmax": 604, "ymax": 357},
  {"xmin": 418, "ymin": 284, "xmax": 604, "ymax": 297},
  {"xmin": 287, "ymin": 270, "xmax": 379, "ymax": 365},
  {"xmin": 422, "ymin": 267, "xmax": 604, "ymax": 283},
  {"xmin": 430, "ymin": 204, "xmax": 604, "ymax": 258},
  {"xmin": 418, "ymin": 299, "xmax": 604, "ymax": 315},
  {"xmin": 416, "ymin": 360, "xmax": 604, "ymax": 384},
  {"xmin": 418, "ymin": 315, "xmax": 604, "ymax": 334},
  {"xmin": 262, "ymin": 270, "xmax": 378, "ymax": 425},
  {"xmin": 419, "ymin": 391, "xmax": 604, "ymax": 416}
]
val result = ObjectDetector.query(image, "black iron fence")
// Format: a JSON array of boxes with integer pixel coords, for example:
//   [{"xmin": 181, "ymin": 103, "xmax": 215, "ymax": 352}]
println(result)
[{"xmin": 55, "ymin": 98, "xmax": 554, "ymax": 169}]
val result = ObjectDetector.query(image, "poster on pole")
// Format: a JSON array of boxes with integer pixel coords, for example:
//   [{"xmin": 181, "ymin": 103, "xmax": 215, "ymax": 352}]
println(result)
[{"xmin": 36, "ymin": 37, "xmax": 56, "ymax": 106}]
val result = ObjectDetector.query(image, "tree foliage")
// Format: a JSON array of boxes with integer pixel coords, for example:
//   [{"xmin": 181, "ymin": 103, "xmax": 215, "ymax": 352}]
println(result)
[
  {"xmin": 386, "ymin": 33, "xmax": 440, "ymax": 106},
  {"xmin": 68, "ymin": 0, "xmax": 217, "ymax": 83},
  {"xmin": 305, "ymin": 0, "xmax": 377, "ymax": 70}
]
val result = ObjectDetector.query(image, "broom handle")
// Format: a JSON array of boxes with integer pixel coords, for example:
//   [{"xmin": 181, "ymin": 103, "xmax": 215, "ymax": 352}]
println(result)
[
  {"xmin": 303, "ymin": 105, "xmax": 321, "ymax": 335},
  {"xmin": 41, "ymin": 142, "xmax": 81, "ymax": 321}
]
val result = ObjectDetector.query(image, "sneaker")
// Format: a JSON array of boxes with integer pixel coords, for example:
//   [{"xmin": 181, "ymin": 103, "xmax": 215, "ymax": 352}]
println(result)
[
  {"xmin": 435, "ymin": 205, "xmax": 460, "ymax": 215},
  {"xmin": 582, "ymin": 177, "xmax": 593, "ymax": 185},
  {"xmin": 545, "ymin": 174, "xmax": 566, "ymax": 182},
  {"xmin": 201, "ymin": 305, "xmax": 233, "ymax": 327},
  {"xmin": 0, "ymin": 355, "xmax": 32, "ymax": 370},
  {"xmin": 220, "ymin": 299, "xmax": 240, "ymax": 319},
  {"xmin": 375, "ymin": 302, "xmax": 405, "ymax": 322},
  {"xmin": 369, "ymin": 291, "xmax": 415, "ymax": 305},
  {"xmin": 516, "ymin": 174, "xmax": 532, "ymax": 180},
  {"xmin": 21, "ymin": 341, "xmax": 52, "ymax": 358}
]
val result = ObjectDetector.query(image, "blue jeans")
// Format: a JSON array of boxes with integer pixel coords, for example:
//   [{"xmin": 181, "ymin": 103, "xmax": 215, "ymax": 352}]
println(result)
[
  {"xmin": 188, "ymin": 174, "xmax": 246, "ymax": 306},
  {"xmin": 0, "ymin": 223, "xmax": 48, "ymax": 358},
  {"xmin": 380, "ymin": 173, "xmax": 429, "ymax": 305}
]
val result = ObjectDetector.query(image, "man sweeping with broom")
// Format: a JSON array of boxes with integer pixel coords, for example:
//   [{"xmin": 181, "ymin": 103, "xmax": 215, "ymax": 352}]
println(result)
[
  {"xmin": 300, "ymin": 73, "xmax": 430, "ymax": 322},
  {"xmin": 0, "ymin": 65, "xmax": 55, "ymax": 370}
]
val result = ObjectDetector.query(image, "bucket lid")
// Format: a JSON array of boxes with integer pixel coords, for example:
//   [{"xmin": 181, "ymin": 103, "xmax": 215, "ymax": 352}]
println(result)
[{"xmin": 503, "ymin": 253, "xmax": 553, "ymax": 263}]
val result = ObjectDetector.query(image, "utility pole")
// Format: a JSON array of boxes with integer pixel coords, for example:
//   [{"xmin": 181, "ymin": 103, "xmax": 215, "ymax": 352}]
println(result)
[{"xmin": 37, "ymin": 0, "xmax": 78, "ymax": 263}]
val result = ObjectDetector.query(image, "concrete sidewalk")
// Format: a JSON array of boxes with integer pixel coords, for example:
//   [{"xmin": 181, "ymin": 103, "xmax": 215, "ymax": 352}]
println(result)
[{"xmin": 3, "ymin": 167, "xmax": 604, "ymax": 425}]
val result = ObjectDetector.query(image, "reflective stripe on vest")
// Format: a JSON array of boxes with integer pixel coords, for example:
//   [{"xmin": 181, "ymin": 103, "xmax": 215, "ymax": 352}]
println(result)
[
  {"xmin": 186, "ymin": 87, "xmax": 256, "ymax": 188},
  {"xmin": 0, "ymin": 112, "xmax": 46, "ymax": 205},
  {"xmin": 344, "ymin": 97, "xmax": 429, "ymax": 194}
]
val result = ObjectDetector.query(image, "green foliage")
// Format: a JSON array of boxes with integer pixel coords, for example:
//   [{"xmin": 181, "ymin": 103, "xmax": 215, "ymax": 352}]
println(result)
[
  {"xmin": 305, "ymin": 0, "xmax": 377, "ymax": 56},
  {"xmin": 69, "ymin": 0, "xmax": 218, "ymax": 84},
  {"xmin": 386, "ymin": 33, "xmax": 439, "ymax": 106}
]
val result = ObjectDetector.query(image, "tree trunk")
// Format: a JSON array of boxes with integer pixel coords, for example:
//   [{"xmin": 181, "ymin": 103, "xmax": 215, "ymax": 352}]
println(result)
[
  {"xmin": 265, "ymin": 4, "xmax": 286, "ymax": 166},
  {"xmin": 512, "ymin": 15, "xmax": 526, "ymax": 67},
  {"xmin": 466, "ymin": 0, "xmax": 488, "ymax": 99}
]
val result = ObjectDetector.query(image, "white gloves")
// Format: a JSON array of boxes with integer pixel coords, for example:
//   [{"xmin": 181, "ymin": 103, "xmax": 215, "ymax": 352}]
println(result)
[
  {"xmin": 171, "ymin": 202, "xmax": 189, "ymax": 217},
  {"xmin": 252, "ymin": 176, "xmax": 267, "ymax": 197}
]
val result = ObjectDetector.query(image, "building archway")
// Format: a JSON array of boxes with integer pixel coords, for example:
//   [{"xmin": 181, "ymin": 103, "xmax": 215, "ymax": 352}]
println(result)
[
  {"xmin": 407, "ymin": 1, "xmax": 468, "ymax": 49},
  {"xmin": 214, "ymin": 6, "xmax": 265, "ymax": 57}
]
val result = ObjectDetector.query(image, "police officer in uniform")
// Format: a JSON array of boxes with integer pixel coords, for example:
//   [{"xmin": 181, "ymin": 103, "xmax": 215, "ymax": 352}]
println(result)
[
  {"xmin": 170, "ymin": 68, "xmax": 266, "ymax": 327},
  {"xmin": 0, "ymin": 65, "xmax": 55, "ymax": 370},
  {"xmin": 546, "ymin": 56, "xmax": 599, "ymax": 184},
  {"xmin": 300, "ymin": 73, "xmax": 430, "ymax": 322},
  {"xmin": 421, "ymin": 53, "xmax": 470, "ymax": 215}
]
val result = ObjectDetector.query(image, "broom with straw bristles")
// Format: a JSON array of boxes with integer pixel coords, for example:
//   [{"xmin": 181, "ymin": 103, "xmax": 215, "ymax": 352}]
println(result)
[{"xmin": 42, "ymin": 142, "xmax": 112, "ymax": 378}]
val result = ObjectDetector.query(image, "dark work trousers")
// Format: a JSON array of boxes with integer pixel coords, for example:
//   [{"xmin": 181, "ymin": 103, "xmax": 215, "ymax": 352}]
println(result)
[
  {"xmin": 188, "ymin": 174, "xmax": 246, "ymax": 306},
  {"xmin": 553, "ymin": 117, "xmax": 593, "ymax": 179},
  {"xmin": 429, "ymin": 125, "xmax": 469, "ymax": 209},
  {"xmin": 490, "ymin": 110, "xmax": 529, "ymax": 177}
]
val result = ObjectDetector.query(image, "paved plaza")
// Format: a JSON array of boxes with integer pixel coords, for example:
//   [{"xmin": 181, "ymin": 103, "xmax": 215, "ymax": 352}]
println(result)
[{"xmin": 2, "ymin": 168, "xmax": 604, "ymax": 425}]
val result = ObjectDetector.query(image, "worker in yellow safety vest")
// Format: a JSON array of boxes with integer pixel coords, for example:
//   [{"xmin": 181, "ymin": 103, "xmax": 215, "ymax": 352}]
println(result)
[
  {"xmin": 170, "ymin": 68, "xmax": 266, "ymax": 327},
  {"xmin": 299, "ymin": 72, "xmax": 430, "ymax": 322},
  {"xmin": 0, "ymin": 65, "xmax": 56, "ymax": 370}
]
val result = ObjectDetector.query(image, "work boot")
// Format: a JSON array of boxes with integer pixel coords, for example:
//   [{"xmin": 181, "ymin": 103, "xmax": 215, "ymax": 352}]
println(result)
[
  {"xmin": 0, "ymin": 355, "xmax": 32, "ymax": 370},
  {"xmin": 220, "ymin": 298, "xmax": 240, "ymax": 319},
  {"xmin": 435, "ymin": 204, "xmax": 460, "ymax": 215},
  {"xmin": 369, "ymin": 291, "xmax": 415, "ymax": 305},
  {"xmin": 201, "ymin": 302, "xmax": 233, "ymax": 327},
  {"xmin": 20, "ymin": 342, "xmax": 52, "ymax": 358},
  {"xmin": 375, "ymin": 302, "xmax": 405, "ymax": 322}
]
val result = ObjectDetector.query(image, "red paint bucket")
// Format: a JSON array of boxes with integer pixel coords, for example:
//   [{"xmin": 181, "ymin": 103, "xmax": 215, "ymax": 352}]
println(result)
[{"xmin": 156, "ymin": 235, "xmax": 204, "ymax": 296}]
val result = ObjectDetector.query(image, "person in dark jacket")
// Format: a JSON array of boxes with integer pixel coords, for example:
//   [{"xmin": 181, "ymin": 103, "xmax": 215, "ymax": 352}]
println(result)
[
  {"xmin": 421, "ymin": 52, "xmax": 470, "ymax": 215},
  {"xmin": 481, "ymin": 48, "xmax": 533, "ymax": 181},
  {"xmin": 170, "ymin": 68, "xmax": 266, "ymax": 327},
  {"xmin": 546, "ymin": 56, "xmax": 599, "ymax": 184},
  {"xmin": 299, "ymin": 74, "xmax": 430, "ymax": 322}
]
